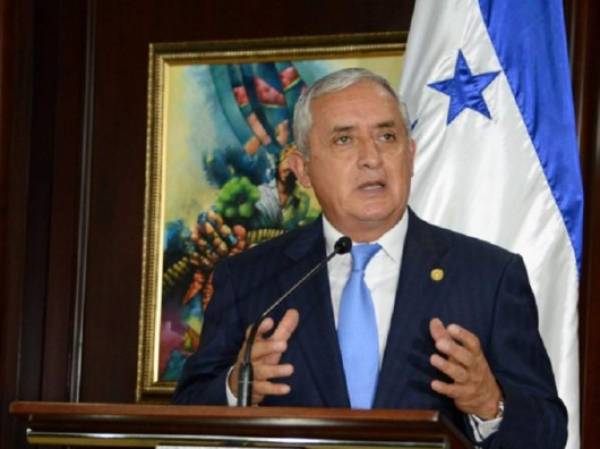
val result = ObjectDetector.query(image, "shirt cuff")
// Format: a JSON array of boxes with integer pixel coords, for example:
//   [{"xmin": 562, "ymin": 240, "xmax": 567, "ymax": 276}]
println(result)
[
  {"xmin": 225, "ymin": 365, "xmax": 238, "ymax": 406},
  {"xmin": 468, "ymin": 413, "xmax": 502, "ymax": 442}
]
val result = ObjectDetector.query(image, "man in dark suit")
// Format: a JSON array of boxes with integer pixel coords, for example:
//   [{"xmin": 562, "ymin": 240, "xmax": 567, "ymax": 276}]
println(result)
[{"xmin": 174, "ymin": 68, "xmax": 567, "ymax": 449}]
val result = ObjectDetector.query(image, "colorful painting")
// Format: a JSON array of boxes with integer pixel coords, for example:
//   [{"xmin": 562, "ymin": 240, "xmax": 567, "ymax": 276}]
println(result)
[{"xmin": 137, "ymin": 33, "xmax": 406, "ymax": 401}]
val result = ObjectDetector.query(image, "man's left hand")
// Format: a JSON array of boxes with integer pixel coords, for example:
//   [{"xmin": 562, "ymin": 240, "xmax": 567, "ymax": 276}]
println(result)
[{"xmin": 429, "ymin": 318, "xmax": 503, "ymax": 420}]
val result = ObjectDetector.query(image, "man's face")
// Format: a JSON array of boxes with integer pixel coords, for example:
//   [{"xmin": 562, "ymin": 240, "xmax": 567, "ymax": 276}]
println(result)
[{"xmin": 291, "ymin": 81, "xmax": 416, "ymax": 241}]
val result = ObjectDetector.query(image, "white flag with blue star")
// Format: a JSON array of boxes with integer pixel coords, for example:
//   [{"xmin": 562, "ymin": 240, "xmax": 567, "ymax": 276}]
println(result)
[{"xmin": 400, "ymin": 1, "xmax": 583, "ymax": 449}]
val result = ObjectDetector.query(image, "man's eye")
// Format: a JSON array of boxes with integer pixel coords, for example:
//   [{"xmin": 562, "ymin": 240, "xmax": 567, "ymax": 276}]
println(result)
[
  {"xmin": 335, "ymin": 135, "xmax": 352, "ymax": 144},
  {"xmin": 380, "ymin": 132, "xmax": 397, "ymax": 142}
]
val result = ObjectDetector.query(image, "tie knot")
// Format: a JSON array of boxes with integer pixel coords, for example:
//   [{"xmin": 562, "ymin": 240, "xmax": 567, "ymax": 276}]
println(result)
[{"xmin": 351, "ymin": 243, "xmax": 381, "ymax": 272}]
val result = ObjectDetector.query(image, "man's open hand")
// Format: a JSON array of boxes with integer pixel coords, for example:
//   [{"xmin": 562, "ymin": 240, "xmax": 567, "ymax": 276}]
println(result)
[
  {"xmin": 429, "ymin": 318, "xmax": 503, "ymax": 419},
  {"xmin": 229, "ymin": 309, "xmax": 300, "ymax": 405}
]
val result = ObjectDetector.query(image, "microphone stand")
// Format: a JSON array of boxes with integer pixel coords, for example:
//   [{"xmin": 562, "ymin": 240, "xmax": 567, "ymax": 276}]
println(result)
[{"xmin": 237, "ymin": 237, "xmax": 351, "ymax": 406}]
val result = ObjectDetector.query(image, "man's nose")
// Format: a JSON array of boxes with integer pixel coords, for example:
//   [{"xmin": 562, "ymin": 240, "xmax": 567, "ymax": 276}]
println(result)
[{"xmin": 357, "ymin": 139, "xmax": 383, "ymax": 168}]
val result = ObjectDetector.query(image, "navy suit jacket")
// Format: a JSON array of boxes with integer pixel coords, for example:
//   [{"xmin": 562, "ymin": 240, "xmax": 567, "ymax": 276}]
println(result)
[{"xmin": 174, "ymin": 210, "xmax": 567, "ymax": 449}]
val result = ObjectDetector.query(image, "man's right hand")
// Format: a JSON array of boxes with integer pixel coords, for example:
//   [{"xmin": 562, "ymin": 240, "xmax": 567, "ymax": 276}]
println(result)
[{"xmin": 228, "ymin": 308, "xmax": 300, "ymax": 405}]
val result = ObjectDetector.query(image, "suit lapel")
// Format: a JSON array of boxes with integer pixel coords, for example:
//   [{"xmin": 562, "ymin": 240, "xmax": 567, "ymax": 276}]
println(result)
[
  {"xmin": 277, "ymin": 218, "xmax": 349, "ymax": 407},
  {"xmin": 374, "ymin": 210, "xmax": 449, "ymax": 408}
]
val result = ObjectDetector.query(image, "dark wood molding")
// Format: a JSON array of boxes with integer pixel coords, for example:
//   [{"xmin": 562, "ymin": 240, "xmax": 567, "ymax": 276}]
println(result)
[
  {"xmin": 10, "ymin": 402, "xmax": 473, "ymax": 449},
  {"xmin": 0, "ymin": 0, "xmax": 34, "ymax": 447},
  {"xmin": 567, "ymin": 0, "xmax": 600, "ymax": 447},
  {"xmin": 41, "ymin": 0, "xmax": 89, "ymax": 403},
  {"xmin": 69, "ymin": 0, "xmax": 96, "ymax": 403},
  {"xmin": 0, "ymin": 0, "xmax": 17, "ymax": 442}
]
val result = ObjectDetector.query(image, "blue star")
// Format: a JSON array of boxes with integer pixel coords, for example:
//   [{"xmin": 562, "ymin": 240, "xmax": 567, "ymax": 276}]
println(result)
[{"xmin": 428, "ymin": 50, "xmax": 500, "ymax": 124}]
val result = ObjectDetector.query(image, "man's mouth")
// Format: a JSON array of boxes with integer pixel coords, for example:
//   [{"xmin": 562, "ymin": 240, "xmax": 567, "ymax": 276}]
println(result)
[{"xmin": 358, "ymin": 181, "xmax": 385, "ymax": 191}]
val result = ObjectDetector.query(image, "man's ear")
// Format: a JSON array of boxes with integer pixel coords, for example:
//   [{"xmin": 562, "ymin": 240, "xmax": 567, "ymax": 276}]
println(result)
[
  {"xmin": 409, "ymin": 138, "xmax": 417, "ymax": 177},
  {"xmin": 287, "ymin": 149, "xmax": 312, "ymax": 188}
]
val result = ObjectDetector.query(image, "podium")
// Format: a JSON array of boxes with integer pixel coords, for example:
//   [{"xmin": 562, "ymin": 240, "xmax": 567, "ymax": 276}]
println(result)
[{"xmin": 10, "ymin": 401, "xmax": 474, "ymax": 449}]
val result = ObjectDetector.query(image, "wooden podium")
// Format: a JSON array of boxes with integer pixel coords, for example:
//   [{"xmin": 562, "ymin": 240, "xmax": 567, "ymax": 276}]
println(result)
[{"xmin": 10, "ymin": 402, "xmax": 474, "ymax": 449}]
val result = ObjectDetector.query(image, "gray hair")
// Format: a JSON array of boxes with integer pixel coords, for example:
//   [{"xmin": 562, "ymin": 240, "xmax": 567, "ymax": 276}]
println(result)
[{"xmin": 292, "ymin": 67, "xmax": 410, "ymax": 156}]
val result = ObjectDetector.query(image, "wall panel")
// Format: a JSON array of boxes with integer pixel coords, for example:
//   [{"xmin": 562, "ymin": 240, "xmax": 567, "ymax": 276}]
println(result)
[
  {"xmin": 41, "ymin": 0, "xmax": 88, "ymax": 402},
  {"xmin": 1, "ymin": 0, "xmax": 36, "ymax": 446}
]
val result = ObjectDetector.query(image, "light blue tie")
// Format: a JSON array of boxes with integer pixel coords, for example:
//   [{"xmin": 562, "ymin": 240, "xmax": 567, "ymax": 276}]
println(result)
[{"xmin": 338, "ymin": 243, "xmax": 381, "ymax": 409}]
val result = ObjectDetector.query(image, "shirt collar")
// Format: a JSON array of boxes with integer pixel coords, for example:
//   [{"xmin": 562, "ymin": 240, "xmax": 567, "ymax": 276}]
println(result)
[{"xmin": 322, "ymin": 211, "xmax": 409, "ymax": 264}]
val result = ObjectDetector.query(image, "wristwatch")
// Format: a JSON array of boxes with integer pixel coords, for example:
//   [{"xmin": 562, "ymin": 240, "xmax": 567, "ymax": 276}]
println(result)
[
  {"xmin": 495, "ymin": 399, "xmax": 505, "ymax": 419},
  {"xmin": 476, "ymin": 398, "xmax": 504, "ymax": 421}
]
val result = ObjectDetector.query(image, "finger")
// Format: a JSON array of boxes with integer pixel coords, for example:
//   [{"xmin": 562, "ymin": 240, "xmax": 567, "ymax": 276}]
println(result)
[
  {"xmin": 245, "ymin": 317, "xmax": 274, "ymax": 340},
  {"xmin": 254, "ymin": 362, "xmax": 294, "ymax": 381},
  {"xmin": 434, "ymin": 337, "xmax": 474, "ymax": 367},
  {"xmin": 238, "ymin": 318, "xmax": 273, "ymax": 361},
  {"xmin": 429, "ymin": 318, "xmax": 448, "ymax": 341},
  {"xmin": 260, "ymin": 348, "xmax": 285, "ymax": 367},
  {"xmin": 270, "ymin": 309, "xmax": 300, "ymax": 341},
  {"xmin": 430, "ymin": 353, "xmax": 469, "ymax": 383},
  {"xmin": 430, "ymin": 380, "xmax": 488, "ymax": 417},
  {"xmin": 250, "ymin": 339, "xmax": 287, "ymax": 361},
  {"xmin": 447, "ymin": 324, "xmax": 482, "ymax": 354},
  {"xmin": 253, "ymin": 379, "xmax": 292, "ymax": 397},
  {"xmin": 251, "ymin": 393, "xmax": 265, "ymax": 405},
  {"xmin": 431, "ymin": 379, "xmax": 464, "ymax": 399},
  {"xmin": 258, "ymin": 310, "xmax": 299, "ymax": 366},
  {"xmin": 253, "ymin": 310, "xmax": 296, "ymax": 366}
]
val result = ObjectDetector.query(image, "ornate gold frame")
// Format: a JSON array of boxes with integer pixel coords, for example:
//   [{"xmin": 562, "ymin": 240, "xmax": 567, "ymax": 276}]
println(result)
[{"xmin": 137, "ymin": 32, "xmax": 406, "ymax": 402}]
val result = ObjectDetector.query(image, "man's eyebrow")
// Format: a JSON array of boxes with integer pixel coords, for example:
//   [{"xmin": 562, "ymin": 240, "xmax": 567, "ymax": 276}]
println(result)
[
  {"xmin": 330, "ymin": 121, "xmax": 398, "ymax": 133},
  {"xmin": 331, "ymin": 125, "xmax": 356, "ymax": 133},
  {"xmin": 375, "ymin": 120, "xmax": 397, "ymax": 129}
]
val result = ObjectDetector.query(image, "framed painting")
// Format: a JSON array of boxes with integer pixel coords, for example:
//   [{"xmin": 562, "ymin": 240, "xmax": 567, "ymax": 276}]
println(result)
[{"xmin": 137, "ymin": 32, "xmax": 407, "ymax": 401}]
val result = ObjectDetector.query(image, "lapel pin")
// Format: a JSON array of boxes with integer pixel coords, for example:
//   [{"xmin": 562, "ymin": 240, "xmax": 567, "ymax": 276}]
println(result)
[{"xmin": 430, "ymin": 268, "xmax": 444, "ymax": 282}]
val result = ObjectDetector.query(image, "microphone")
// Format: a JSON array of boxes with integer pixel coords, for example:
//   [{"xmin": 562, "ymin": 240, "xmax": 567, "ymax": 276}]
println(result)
[{"xmin": 237, "ymin": 236, "xmax": 352, "ymax": 406}]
